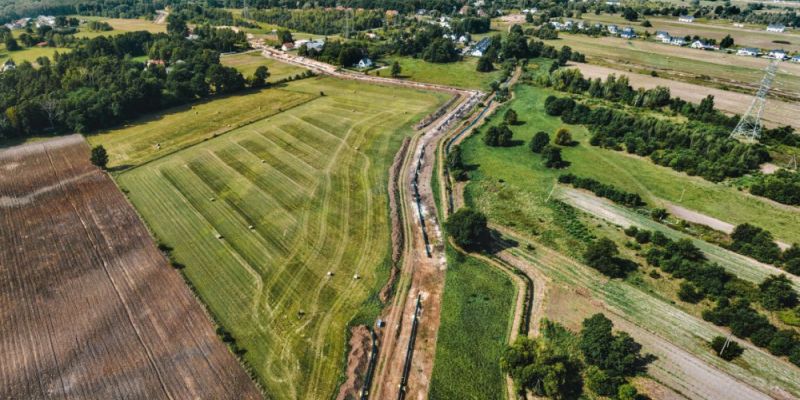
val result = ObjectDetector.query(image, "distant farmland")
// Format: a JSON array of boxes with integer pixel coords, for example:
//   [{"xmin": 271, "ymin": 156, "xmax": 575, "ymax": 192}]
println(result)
[
  {"xmin": 114, "ymin": 77, "xmax": 448, "ymax": 398},
  {"xmin": 0, "ymin": 135, "xmax": 260, "ymax": 399}
]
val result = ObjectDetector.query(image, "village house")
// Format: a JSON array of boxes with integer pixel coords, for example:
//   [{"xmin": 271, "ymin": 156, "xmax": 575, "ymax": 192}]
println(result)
[
  {"xmin": 281, "ymin": 42, "xmax": 295, "ymax": 51},
  {"xmin": 607, "ymin": 24, "xmax": 618, "ymax": 34},
  {"xmin": 670, "ymin": 37, "xmax": 688, "ymax": 46},
  {"xmin": 605, "ymin": 0, "xmax": 620, "ymax": 5},
  {"xmin": 357, "ymin": 57, "xmax": 373, "ymax": 68},
  {"xmin": 678, "ymin": 15, "xmax": 695, "ymax": 23},
  {"xmin": 468, "ymin": 37, "xmax": 492, "ymax": 57},
  {"xmin": 4, "ymin": 17, "xmax": 30, "ymax": 30},
  {"xmin": 768, "ymin": 49, "xmax": 788, "ymax": 60},
  {"xmin": 655, "ymin": 31, "xmax": 670, "ymax": 40},
  {"xmin": 737, "ymin": 47, "xmax": 760, "ymax": 56},
  {"xmin": 767, "ymin": 23, "xmax": 786, "ymax": 33},
  {"xmin": 661, "ymin": 35, "xmax": 673, "ymax": 44},
  {"xmin": 1, "ymin": 60, "xmax": 15, "ymax": 73},
  {"xmin": 620, "ymin": 27, "xmax": 636, "ymax": 39},
  {"xmin": 793, "ymin": 55, "xmax": 800, "ymax": 63},
  {"xmin": 305, "ymin": 39, "xmax": 325, "ymax": 52}
]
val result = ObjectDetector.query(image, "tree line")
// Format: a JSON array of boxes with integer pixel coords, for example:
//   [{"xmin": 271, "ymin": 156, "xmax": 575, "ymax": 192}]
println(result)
[
  {"xmin": 502, "ymin": 315, "xmax": 652, "ymax": 399},
  {"xmin": 626, "ymin": 226, "xmax": 800, "ymax": 366},
  {"xmin": 0, "ymin": 30, "xmax": 255, "ymax": 139},
  {"xmin": 558, "ymin": 173, "xmax": 645, "ymax": 208},
  {"xmin": 543, "ymin": 94, "xmax": 770, "ymax": 182}
]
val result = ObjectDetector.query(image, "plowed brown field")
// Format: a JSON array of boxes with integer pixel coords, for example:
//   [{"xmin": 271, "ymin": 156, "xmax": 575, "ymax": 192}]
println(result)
[{"xmin": 0, "ymin": 135, "xmax": 260, "ymax": 399}]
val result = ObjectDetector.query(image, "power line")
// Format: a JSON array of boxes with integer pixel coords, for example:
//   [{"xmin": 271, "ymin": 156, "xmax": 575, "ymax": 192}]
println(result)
[{"xmin": 730, "ymin": 60, "xmax": 778, "ymax": 143}]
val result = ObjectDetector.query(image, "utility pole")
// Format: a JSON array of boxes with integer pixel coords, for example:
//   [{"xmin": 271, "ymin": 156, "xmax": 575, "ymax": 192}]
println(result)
[{"xmin": 730, "ymin": 60, "xmax": 778, "ymax": 143}]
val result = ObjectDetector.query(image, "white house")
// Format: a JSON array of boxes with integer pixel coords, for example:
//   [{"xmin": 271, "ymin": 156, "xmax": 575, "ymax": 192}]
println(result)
[
  {"xmin": 4, "ymin": 17, "xmax": 30, "ymax": 30},
  {"xmin": 522, "ymin": 8, "xmax": 537, "ymax": 14},
  {"xmin": 767, "ymin": 23, "xmax": 786, "ymax": 33},
  {"xmin": 1, "ymin": 60, "xmax": 15, "ymax": 73},
  {"xmin": 670, "ymin": 37, "xmax": 687, "ymax": 46},
  {"xmin": 655, "ymin": 31, "xmax": 670, "ymax": 40},
  {"xmin": 281, "ymin": 42, "xmax": 295, "ymax": 51},
  {"xmin": 792, "ymin": 55, "xmax": 800, "ymax": 63},
  {"xmin": 661, "ymin": 35, "xmax": 673, "ymax": 44},
  {"xmin": 678, "ymin": 15, "xmax": 695, "ymax": 23},
  {"xmin": 690, "ymin": 40, "xmax": 706, "ymax": 49},
  {"xmin": 768, "ymin": 49, "xmax": 788, "ymax": 60},
  {"xmin": 607, "ymin": 24, "xmax": 618, "ymax": 34},
  {"xmin": 737, "ymin": 47, "xmax": 760, "ymax": 56},
  {"xmin": 357, "ymin": 58, "xmax": 373, "ymax": 68},
  {"xmin": 605, "ymin": 0, "xmax": 620, "ymax": 5}
]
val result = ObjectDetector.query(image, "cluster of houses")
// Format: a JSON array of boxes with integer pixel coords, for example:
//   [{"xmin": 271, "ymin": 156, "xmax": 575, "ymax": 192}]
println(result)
[
  {"xmin": 548, "ymin": 20, "xmax": 638, "ymax": 39},
  {"xmin": 736, "ymin": 47, "xmax": 800, "ymax": 62},
  {"xmin": 654, "ymin": 31, "xmax": 718, "ymax": 50},
  {"xmin": 3, "ymin": 15, "xmax": 56, "ymax": 30},
  {"xmin": 280, "ymin": 38, "xmax": 325, "ymax": 52}
]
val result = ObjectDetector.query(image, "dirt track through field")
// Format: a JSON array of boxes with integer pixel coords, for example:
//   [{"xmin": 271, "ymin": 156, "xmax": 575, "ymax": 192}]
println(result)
[
  {"xmin": 571, "ymin": 63, "xmax": 800, "ymax": 129},
  {"xmin": 0, "ymin": 135, "xmax": 260, "ymax": 399}
]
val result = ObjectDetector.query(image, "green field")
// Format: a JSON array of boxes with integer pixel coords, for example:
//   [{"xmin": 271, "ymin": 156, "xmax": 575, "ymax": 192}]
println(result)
[
  {"xmin": 429, "ymin": 248, "xmax": 515, "ymax": 400},
  {"xmin": 108, "ymin": 76, "xmax": 447, "ymax": 399},
  {"xmin": 88, "ymin": 86, "xmax": 315, "ymax": 169},
  {"xmin": 0, "ymin": 45, "xmax": 68, "ymax": 65},
  {"xmin": 221, "ymin": 51, "xmax": 307, "ymax": 79},
  {"xmin": 460, "ymin": 83, "xmax": 800, "ymax": 245},
  {"xmin": 74, "ymin": 16, "xmax": 166, "ymax": 38},
  {"xmin": 458, "ymin": 82, "xmax": 800, "ymax": 397},
  {"xmin": 385, "ymin": 56, "xmax": 504, "ymax": 90}
]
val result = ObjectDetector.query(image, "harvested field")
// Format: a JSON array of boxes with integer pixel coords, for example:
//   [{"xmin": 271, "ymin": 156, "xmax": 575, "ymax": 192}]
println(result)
[
  {"xmin": 0, "ymin": 135, "xmax": 260, "ymax": 399},
  {"xmin": 221, "ymin": 51, "xmax": 307, "ymax": 80},
  {"xmin": 115, "ymin": 77, "xmax": 448, "ymax": 399},
  {"xmin": 571, "ymin": 63, "xmax": 800, "ymax": 129}
]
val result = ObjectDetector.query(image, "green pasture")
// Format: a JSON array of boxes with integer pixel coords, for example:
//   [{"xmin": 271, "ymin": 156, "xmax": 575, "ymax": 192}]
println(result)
[
  {"xmin": 221, "ymin": 51, "xmax": 306, "ymax": 79},
  {"xmin": 384, "ymin": 56, "xmax": 504, "ymax": 90},
  {"xmin": 429, "ymin": 247, "xmax": 515, "ymax": 400},
  {"xmin": 113, "ymin": 76, "xmax": 447, "ymax": 399},
  {"xmin": 459, "ymin": 83, "xmax": 800, "ymax": 245}
]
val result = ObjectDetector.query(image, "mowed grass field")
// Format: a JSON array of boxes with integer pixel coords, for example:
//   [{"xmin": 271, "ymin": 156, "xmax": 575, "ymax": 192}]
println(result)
[
  {"xmin": 0, "ymin": 45, "xmax": 68, "ymax": 65},
  {"xmin": 112, "ymin": 76, "xmax": 448, "ymax": 399},
  {"xmin": 429, "ymin": 247, "xmax": 515, "ymax": 400},
  {"xmin": 221, "ymin": 51, "xmax": 306, "ymax": 79},
  {"xmin": 385, "ymin": 56, "xmax": 505, "ymax": 90},
  {"xmin": 460, "ymin": 83, "xmax": 800, "ymax": 245},
  {"xmin": 73, "ymin": 16, "xmax": 166, "ymax": 38},
  {"xmin": 88, "ymin": 86, "xmax": 314, "ymax": 169}
]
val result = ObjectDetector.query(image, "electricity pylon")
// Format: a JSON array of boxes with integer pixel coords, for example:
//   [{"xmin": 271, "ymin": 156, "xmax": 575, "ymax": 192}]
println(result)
[{"xmin": 730, "ymin": 60, "xmax": 778, "ymax": 143}]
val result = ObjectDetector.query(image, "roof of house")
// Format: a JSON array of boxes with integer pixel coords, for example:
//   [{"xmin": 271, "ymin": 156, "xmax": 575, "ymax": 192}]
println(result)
[
  {"xmin": 739, "ymin": 47, "xmax": 760, "ymax": 52},
  {"xmin": 768, "ymin": 23, "xmax": 786, "ymax": 28}
]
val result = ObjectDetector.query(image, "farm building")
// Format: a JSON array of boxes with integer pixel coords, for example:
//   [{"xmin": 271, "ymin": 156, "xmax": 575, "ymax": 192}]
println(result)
[
  {"xmin": 737, "ymin": 47, "xmax": 760, "ymax": 56},
  {"xmin": 281, "ymin": 42, "xmax": 295, "ymax": 51},
  {"xmin": 468, "ymin": 37, "xmax": 492, "ymax": 57},
  {"xmin": 655, "ymin": 31, "xmax": 670, "ymax": 40},
  {"xmin": 4, "ymin": 17, "xmax": 30, "ymax": 30},
  {"xmin": 305, "ymin": 39, "xmax": 325, "ymax": 51},
  {"xmin": 767, "ymin": 23, "xmax": 786, "ymax": 33},
  {"xmin": 793, "ymin": 55, "xmax": 800, "ymax": 63},
  {"xmin": 678, "ymin": 15, "xmax": 695, "ymax": 23},
  {"xmin": 607, "ymin": 24, "xmax": 618, "ymax": 34}
]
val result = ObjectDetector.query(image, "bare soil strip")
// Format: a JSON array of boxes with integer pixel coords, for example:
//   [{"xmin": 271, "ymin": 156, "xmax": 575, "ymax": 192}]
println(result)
[
  {"xmin": 571, "ymin": 63, "xmax": 800, "ymax": 129},
  {"xmin": 0, "ymin": 135, "xmax": 260, "ymax": 399}
]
